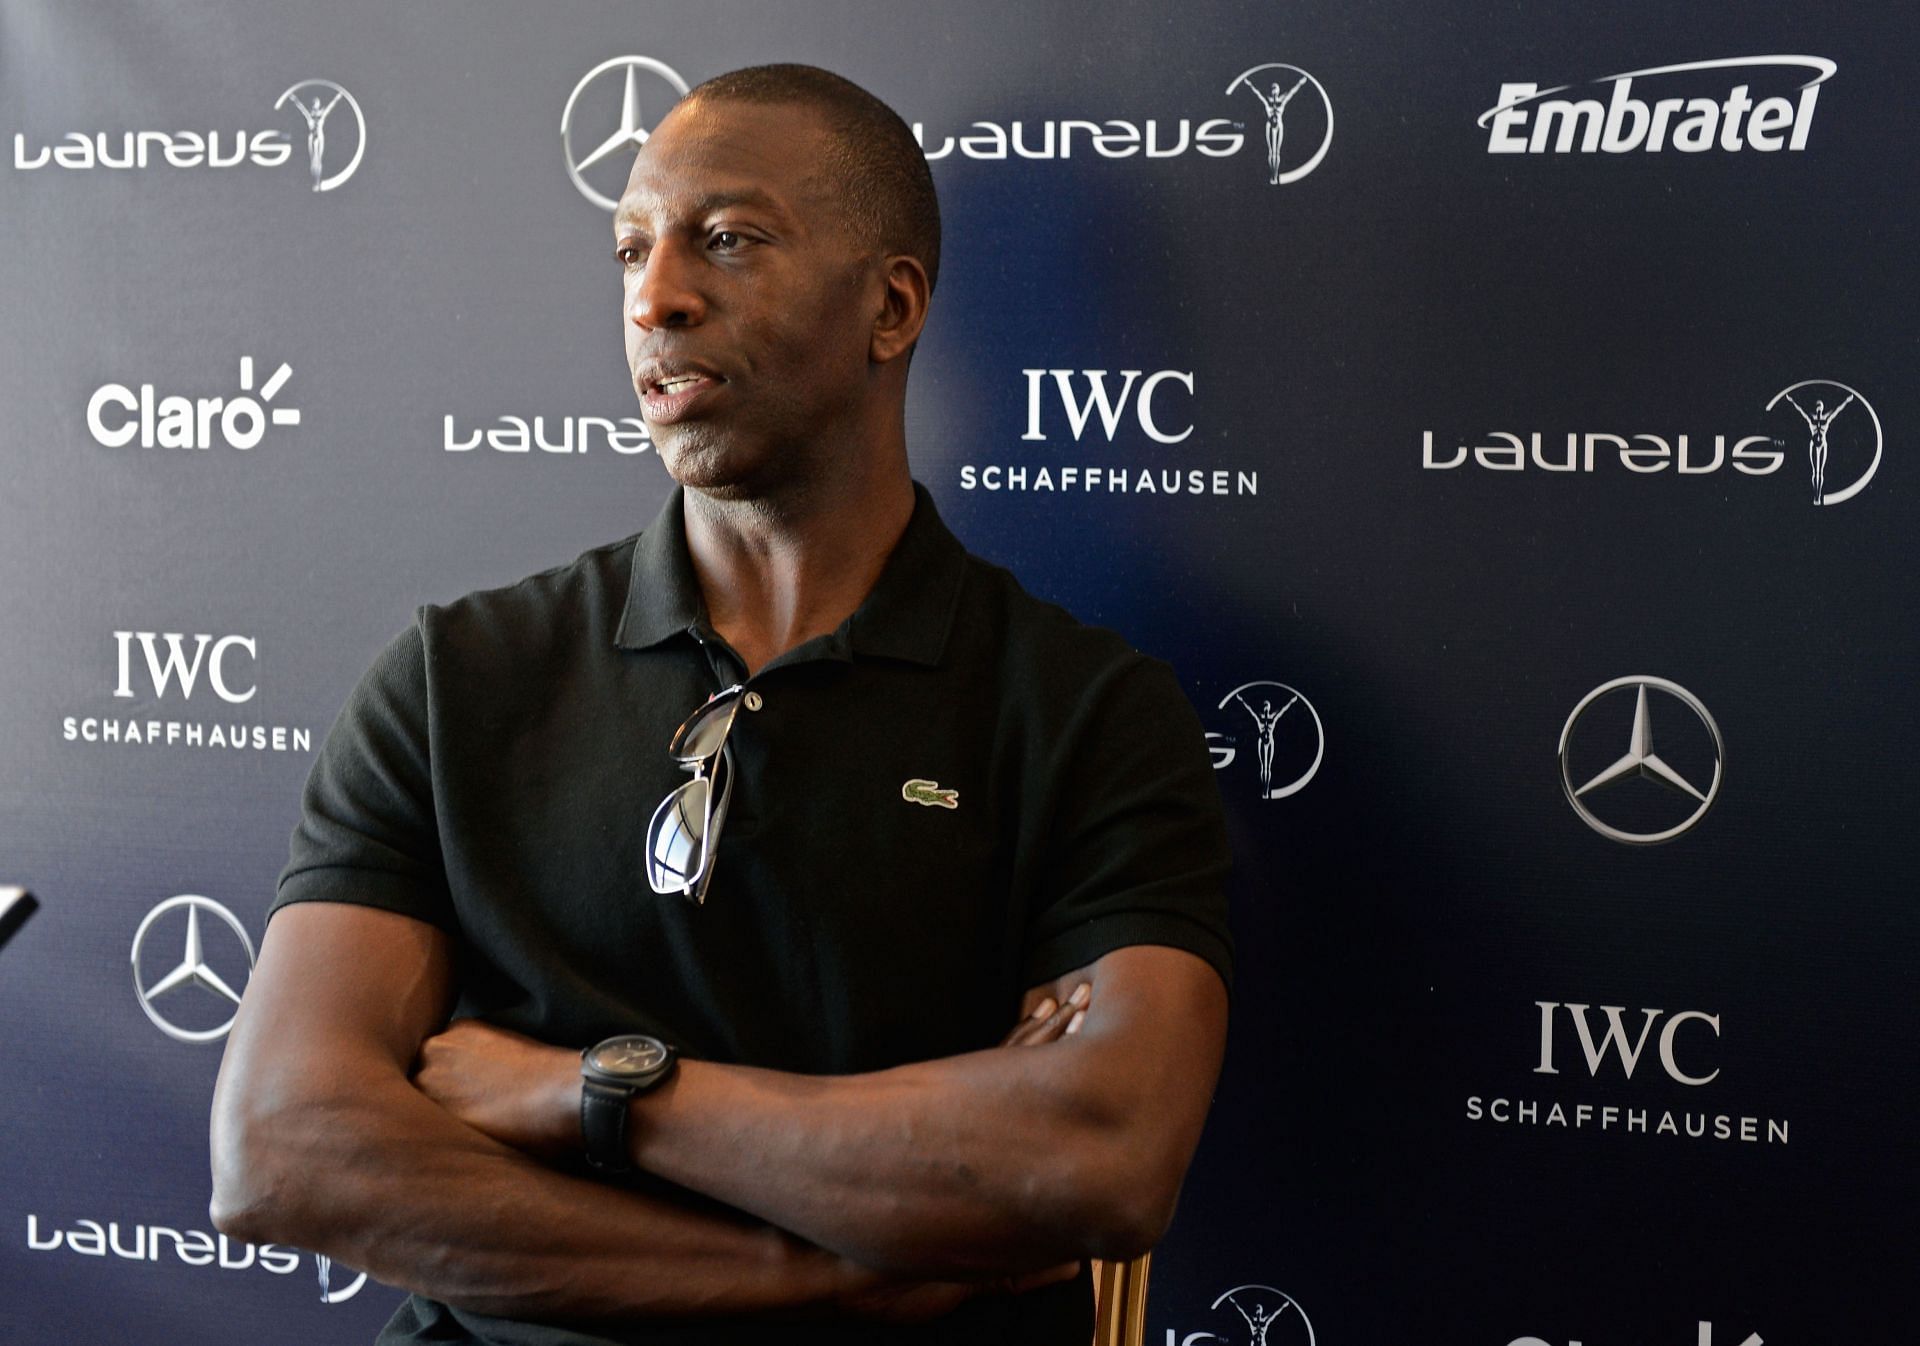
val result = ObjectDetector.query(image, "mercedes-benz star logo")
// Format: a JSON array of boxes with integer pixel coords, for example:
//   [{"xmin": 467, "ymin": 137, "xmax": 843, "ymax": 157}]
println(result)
[
  {"xmin": 130, "ymin": 895, "xmax": 256, "ymax": 1043},
  {"xmin": 1558, "ymin": 676, "xmax": 1724, "ymax": 845},
  {"xmin": 1211, "ymin": 1284, "xmax": 1316, "ymax": 1346},
  {"xmin": 562, "ymin": 55, "xmax": 691, "ymax": 211}
]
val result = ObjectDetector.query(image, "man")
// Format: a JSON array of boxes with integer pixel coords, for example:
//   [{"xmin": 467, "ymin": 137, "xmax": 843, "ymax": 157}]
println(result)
[{"xmin": 211, "ymin": 65, "xmax": 1231, "ymax": 1345}]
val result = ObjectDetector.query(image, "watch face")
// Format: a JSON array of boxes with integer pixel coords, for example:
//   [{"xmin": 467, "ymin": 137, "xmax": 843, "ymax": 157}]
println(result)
[{"xmin": 588, "ymin": 1035, "xmax": 668, "ymax": 1078}]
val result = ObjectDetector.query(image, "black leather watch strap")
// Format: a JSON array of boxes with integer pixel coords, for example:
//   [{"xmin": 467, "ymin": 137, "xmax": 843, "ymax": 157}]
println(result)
[{"xmin": 580, "ymin": 1077, "xmax": 636, "ymax": 1174}]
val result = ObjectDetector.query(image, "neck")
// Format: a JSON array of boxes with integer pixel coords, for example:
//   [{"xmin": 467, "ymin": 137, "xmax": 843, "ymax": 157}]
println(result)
[{"xmin": 681, "ymin": 445, "xmax": 916, "ymax": 677}]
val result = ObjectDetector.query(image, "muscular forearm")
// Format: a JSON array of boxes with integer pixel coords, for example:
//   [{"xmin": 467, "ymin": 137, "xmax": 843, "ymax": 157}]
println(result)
[
  {"xmin": 630, "ymin": 1029, "xmax": 1162, "ymax": 1278},
  {"xmin": 211, "ymin": 1069, "xmax": 850, "ymax": 1322},
  {"xmin": 408, "ymin": 948, "xmax": 1225, "ymax": 1284}
]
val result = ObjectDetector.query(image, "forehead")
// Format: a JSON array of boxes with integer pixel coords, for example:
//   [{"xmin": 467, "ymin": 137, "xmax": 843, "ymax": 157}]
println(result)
[{"xmin": 616, "ymin": 98, "xmax": 836, "ymax": 229}]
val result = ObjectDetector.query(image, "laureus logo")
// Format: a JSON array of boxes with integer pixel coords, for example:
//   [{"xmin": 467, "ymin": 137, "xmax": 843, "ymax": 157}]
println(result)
[
  {"xmin": 1165, "ymin": 1284, "xmax": 1316, "ymax": 1345},
  {"xmin": 1420, "ymin": 379, "xmax": 1882, "ymax": 509},
  {"xmin": 1208, "ymin": 682, "xmax": 1325, "ymax": 800},
  {"xmin": 273, "ymin": 80, "xmax": 367, "ymax": 192},
  {"xmin": 1224, "ymin": 65, "xmax": 1333, "ymax": 185},
  {"xmin": 13, "ymin": 78, "xmax": 364, "ymax": 192},
  {"xmin": 1766, "ymin": 379, "xmax": 1881, "ymax": 506}
]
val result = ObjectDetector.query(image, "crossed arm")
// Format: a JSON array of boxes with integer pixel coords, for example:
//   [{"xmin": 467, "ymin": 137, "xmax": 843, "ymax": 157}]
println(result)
[{"xmin": 210, "ymin": 901, "xmax": 1228, "ymax": 1324}]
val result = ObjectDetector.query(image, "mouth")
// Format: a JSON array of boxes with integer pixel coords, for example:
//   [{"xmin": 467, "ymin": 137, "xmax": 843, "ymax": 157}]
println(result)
[{"xmin": 637, "ymin": 362, "xmax": 728, "ymax": 425}]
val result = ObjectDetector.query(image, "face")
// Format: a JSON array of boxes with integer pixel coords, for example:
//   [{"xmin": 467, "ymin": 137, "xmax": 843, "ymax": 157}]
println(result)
[{"xmin": 614, "ymin": 99, "xmax": 881, "ymax": 498}]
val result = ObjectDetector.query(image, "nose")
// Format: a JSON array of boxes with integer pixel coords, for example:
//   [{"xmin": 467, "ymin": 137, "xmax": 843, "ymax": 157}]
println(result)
[{"xmin": 628, "ymin": 237, "xmax": 708, "ymax": 331}]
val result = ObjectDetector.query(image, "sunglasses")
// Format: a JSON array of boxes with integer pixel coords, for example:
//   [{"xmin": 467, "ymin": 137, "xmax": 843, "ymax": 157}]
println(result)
[{"xmin": 646, "ymin": 684, "xmax": 745, "ymax": 904}]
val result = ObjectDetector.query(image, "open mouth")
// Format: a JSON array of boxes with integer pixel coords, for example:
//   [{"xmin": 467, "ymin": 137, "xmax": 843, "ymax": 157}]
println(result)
[{"xmin": 639, "ymin": 369, "xmax": 727, "ymax": 423}]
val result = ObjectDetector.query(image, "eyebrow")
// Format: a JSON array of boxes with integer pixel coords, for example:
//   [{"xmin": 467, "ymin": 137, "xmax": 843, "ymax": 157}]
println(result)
[{"xmin": 613, "ymin": 187, "xmax": 790, "ymax": 233}]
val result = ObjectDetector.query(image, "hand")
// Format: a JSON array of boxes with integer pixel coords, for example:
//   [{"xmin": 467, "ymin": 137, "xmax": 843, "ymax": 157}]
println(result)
[
  {"xmin": 837, "ymin": 1259, "xmax": 1082, "ymax": 1324},
  {"xmin": 412, "ymin": 1018, "xmax": 579, "ymax": 1158},
  {"xmin": 1001, "ymin": 981, "xmax": 1091, "ymax": 1048}
]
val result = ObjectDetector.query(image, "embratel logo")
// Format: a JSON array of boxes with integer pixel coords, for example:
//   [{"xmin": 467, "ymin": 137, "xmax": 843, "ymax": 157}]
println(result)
[
  {"xmin": 1513, "ymin": 1321, "xmax": 1764, "ymax": 1346},
  {"xmin": 1206, "ymin": 682, "xmax": 1324, "ymax": 799},
  {"xmin": 1480, "ymin": 56, "xmax": 1833, "ymax": 155},
  {"xmin": 1165, "ymin": 1284, "xmax": 1317, "ymax": 1345},
  {"xmin": 913, "ymin": 62, "xmax": 1331, "ymax": 186},
  {"xmin": 25, "ymin": 1213, "xmax": 367, "ymax": 1304},
  {"xmin": 1465, "ymin": 999, "xmax": 1789, "ymax": 1147},
  {"xmin": 960, "ymin": 366, "xmax": 1257, "ymax": 500},
  {"xmin": 562, "ymin": 56, "xmax": 691, "ymax": 211},
  {"xmin": 13, "ymin": 79, "xmax": 365, "ymax": 190},
  {"xmin": 1559, "ymin": 676, "xmax": 1723, "ymax": 845},
  {"xmin": 87, "ymin": 357, "xmax": 301, "ymax": 451},
  {"xmin": 130, "ymin": 895, "xmax": 255, "ymax": 1044},
  {"xmin": 1420, "ymin": 379, "xmax": 1883, "ymax": 508},
  {"xmin": 443, "ymin": 412, "xmax": 653, "ymax": 456},
  {"xmin": 62, "ymin": 630, "xmax": 315, "ymax": 754}
]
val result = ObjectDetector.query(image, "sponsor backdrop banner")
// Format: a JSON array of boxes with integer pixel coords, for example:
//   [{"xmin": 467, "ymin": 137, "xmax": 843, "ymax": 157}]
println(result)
[{"xmin": 2, "ymin": 1, "xmax": 1914, "ymax": 1341}]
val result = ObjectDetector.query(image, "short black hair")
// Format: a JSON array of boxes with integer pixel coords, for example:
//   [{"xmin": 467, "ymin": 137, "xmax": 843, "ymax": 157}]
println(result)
[{"xmin": 685, "ymin": 64, "xmax": 941, "ymax": 295}]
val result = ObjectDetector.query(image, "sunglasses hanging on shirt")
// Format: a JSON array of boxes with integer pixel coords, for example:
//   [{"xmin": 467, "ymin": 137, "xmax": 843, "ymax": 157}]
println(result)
[{"xmin": 646, "ymin": 684, "xmax": 745, "ymax": 904}]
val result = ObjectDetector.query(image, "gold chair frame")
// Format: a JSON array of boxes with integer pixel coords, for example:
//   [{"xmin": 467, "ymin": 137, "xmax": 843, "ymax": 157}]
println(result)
[{"xmin": 1090, "ymin": 1253, "xmax": 1152, "ymax": 1346}]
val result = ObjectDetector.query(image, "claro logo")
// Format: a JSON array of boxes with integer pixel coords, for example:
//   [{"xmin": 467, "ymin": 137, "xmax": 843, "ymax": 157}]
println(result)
[{"xmin": 87, "ymin": 357, "xmax": 301, "ymax": 451}]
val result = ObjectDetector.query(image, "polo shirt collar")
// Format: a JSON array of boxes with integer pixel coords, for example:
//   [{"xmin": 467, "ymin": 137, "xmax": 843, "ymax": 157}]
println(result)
[{"xmin": 614, "ymin": 481, "xmax": 968, "ymax": 668}]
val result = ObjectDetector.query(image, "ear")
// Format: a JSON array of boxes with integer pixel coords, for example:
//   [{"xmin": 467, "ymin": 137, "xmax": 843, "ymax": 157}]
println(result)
[{"xmin": 869, "ymin": 254, "xmax": 931, "ymax": 366}]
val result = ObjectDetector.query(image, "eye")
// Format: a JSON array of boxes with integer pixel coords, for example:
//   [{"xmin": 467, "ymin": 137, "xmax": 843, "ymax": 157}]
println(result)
[
  {"xmin": 614, "ymin": 240, "xmax": 647, "ymax": 269},
  {"xmin": 710, "ymin": 229, "xmax": 744, "ymax": 251}
]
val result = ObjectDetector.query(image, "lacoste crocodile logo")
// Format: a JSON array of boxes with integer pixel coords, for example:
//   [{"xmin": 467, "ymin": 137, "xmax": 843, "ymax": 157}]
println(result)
[{"xmin": 902, "ymin": 779, "xmax": 959, "ymax": 809}]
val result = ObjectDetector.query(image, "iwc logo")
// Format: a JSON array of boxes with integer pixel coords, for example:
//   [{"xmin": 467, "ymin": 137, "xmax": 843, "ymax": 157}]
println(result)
[
  {"xmin": 1209, "ymin": 682, "xmax": 1324, "ymax": 800},
  {"xmin": 561, "ymin": 56, "xmax": 691, "ymax": 210},
  {"xmin": 130, "ymin": 895, "xmax": 256, "ymax": 1043},
  {"xmin": 1558, "ymin": 676, "xmax": 1723, "ymax": 844},
  {"xmin": 1225, "ymin": 65, "xmax": 1333, "ymax": 185}
]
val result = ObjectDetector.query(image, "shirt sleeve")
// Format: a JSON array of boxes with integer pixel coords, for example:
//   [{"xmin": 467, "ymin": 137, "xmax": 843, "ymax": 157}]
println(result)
[
  {"xmin": 270, "ymin": 618, "xmax": 457, "ymax": 932},
  {"xmin": 1021, "ymin": 653, "xmax": 1234, "ymax": 993}
]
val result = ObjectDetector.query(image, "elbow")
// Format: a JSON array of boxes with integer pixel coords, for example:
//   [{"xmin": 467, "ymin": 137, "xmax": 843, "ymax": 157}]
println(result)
[
  {"xmin": 1080, "ymin": 1177, "xmax": 1180, "ymax": 1263},
  {"xmin": 209, "ymin": 1081, "xmax": 314, "ymax": 1247},
  {"xmin": 1052, "ymin": 1135, "xmax": 1187, "ymax": 1263},
  {"xmin": 209, "ymin": 1116, "xmax": 286, "ymax": 1245}
]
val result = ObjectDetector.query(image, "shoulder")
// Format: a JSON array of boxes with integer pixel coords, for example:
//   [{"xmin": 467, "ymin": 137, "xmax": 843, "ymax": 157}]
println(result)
[
  {"xmin": 415, "ymin": 532, "xmax": 640, "ymax": 659},
  {"xmin": 953, "ymin": 552, "xmax": 1178, "ymax": 705}
]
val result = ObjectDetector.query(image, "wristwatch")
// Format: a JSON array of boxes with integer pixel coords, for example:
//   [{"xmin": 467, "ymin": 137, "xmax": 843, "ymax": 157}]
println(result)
[{"xmin": 580, "ymin": 1034, "xmax": 677, "ymax": 1174}]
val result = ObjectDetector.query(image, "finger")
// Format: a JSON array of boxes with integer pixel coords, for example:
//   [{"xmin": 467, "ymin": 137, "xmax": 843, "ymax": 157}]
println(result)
[
  {"xmin": 1016, "ymin": 982, "xmax": 1090, "ymax": 1046},
  {"xmin": 1000, "ymin": 997, "xmax": 1057, "ymax": 1046},
  {"xmin": 1005, "ymin": 996, "xmax": 1076, "ymax": 1047}
]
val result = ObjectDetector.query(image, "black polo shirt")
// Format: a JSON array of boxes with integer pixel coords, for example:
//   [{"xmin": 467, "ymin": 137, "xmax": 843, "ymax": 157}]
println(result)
[{"xmin": 275, "ymin": 482, "xmax": 1233, "ymax": 1346}]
